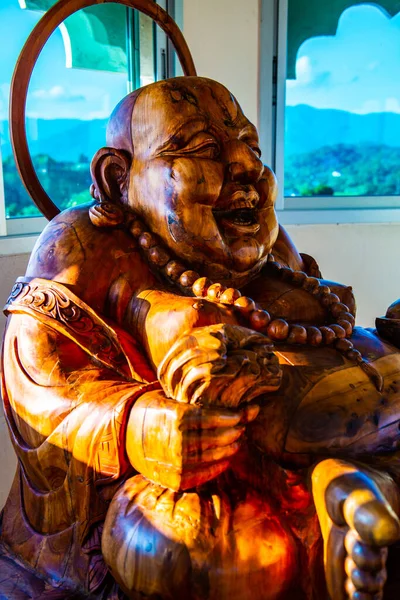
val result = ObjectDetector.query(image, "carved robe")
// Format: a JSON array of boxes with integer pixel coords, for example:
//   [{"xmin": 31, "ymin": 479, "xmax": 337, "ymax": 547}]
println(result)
[{"xmin": 0, "ymin": 278, "xmax": 159, "ymax": 598}]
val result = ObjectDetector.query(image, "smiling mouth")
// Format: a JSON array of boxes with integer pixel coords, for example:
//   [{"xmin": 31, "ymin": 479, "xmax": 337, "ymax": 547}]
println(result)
[{"xmin": 213, "ymin": 207, "xmax": 261, "ymax": 236}]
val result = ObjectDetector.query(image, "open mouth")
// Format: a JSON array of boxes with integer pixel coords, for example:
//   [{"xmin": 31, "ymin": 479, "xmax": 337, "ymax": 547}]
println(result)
[{"xmin": 213, "ymin": 207, "xmax": 260, "ymax": 236}]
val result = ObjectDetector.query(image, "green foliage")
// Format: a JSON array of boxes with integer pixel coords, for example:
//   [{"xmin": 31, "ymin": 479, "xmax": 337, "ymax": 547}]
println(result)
[
  {"xmin": 285, "ymin": 143, "xmax": 400, "ymax": 197},
  {"xmin": 3, "ymin": 153, "xmax": 92, "ymax": 218}
]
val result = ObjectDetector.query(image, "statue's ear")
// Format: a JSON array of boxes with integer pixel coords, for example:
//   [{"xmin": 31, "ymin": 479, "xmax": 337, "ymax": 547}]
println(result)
[{"xmin": 90, "ymin": 147, "xmax": 131, "ymax": 205}]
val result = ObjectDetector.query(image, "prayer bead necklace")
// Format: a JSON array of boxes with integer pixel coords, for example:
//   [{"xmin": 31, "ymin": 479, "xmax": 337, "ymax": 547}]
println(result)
[{"xmin": 89, "ymin": 201, "xmax": 383, "ymax": 391}]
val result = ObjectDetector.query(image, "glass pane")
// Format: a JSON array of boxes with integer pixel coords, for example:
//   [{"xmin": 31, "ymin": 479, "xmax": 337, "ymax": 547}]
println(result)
[
  {"xmin": 284, "ymin": 3, "xmax": 400, "ymax": 199},
  {"xmin": 1, "ymin": 1, "xmax": 158, "ymax": 220}
]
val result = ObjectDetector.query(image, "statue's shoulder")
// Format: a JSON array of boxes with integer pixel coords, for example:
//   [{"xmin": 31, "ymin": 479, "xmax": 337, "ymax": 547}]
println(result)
[{"xmin": 25, "ymin": 204, "xmax": 148, "ymax": 301}]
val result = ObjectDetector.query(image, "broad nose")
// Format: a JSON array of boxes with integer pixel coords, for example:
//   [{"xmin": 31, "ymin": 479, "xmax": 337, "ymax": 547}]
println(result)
[{"xmin": 222, "ymin": 139, "xmax": 264, "ymax": 184}]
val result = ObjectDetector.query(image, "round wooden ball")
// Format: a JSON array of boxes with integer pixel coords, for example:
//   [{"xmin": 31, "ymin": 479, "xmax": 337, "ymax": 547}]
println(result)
[
  {"xmin": 287, "ymin": 324, "xmax": 307, "ymax": 345},
  {"xmin": 207, "ymin": 283, "xmax": 227, "ymax": 301},
  {"xmin": 320, "ymin": 326, "xmax": 336, "ymax": 345},
  {"xmin": 250, "ymin": 309, "xmax": 271, "ymax": 331},
  {"xmin": 267, "ymin": 319, "xmax": 289, "ymax": 341},
  {"xmin": 335, "ymin": 338, "xmax": 353, "ymax": 352},
  {"xmin": 234, "ymin": 296, "xmax": 256, "ymax": 314},
  {"xmin": 338, "ymin": 311, "xmax": 355, "ymax": 327},
  {"xmin": 129, "ymin": 219, "xmax": 146, "ymax": 237},
  {"xmin": 307, "ymin": 326, "xmax": 323, "ymax": 346},
  {"xmin": 192, "ymin": 277, "xmax": 212, "ymax": 297},
  {"xmin": 290, "ymin": 271, "xmax": 307, "ymax": 286},
  {"xmin": 330, "ymin": 324, "xmax": 346, "ymax": 339},
  {"xmin": 220, "ymin": 288, "xmax": 241, "ymax": 304},
  {"xmin": 165, "ymin": 260, "xmax": 186, "ymax": 281},
  {"xmin": 320, "ymin": 293, "xmax": 341, "ymax": 307},
  {"xmin": 148, "ymin": 246, "xmax": 170, "ymax": 267},
  {"xmin": 330, "ymin": 302, "xmax": 350, "ymax": 318},
  {"xmin": 337, "ymin": 319, "xmax": 353, "ymax": 336},
  {"xmin": 139, "ymin": 232, "xmax": 157, "ymax": 249},
  {"xmin": 180, "ymin": 270, "xmax": 200, "ymax": 288}
]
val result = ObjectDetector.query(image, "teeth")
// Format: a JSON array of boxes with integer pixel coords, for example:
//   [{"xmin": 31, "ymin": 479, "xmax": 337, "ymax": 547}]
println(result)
[{"xmin": 231, "ymin": 199, "xmax": 254, "ymax": 210}]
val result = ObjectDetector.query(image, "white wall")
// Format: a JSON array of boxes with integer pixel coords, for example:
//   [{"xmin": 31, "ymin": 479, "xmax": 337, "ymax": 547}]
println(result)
[
  {"xmin": 182, "ymin": 0, "xmax": 260, "ymax": 127},
  {"xmin": 286, "ymin": 223, "xmax": 400, "ymax": 327},
  {"xmin": 0, "ymin": 253, "xmax": 29, "ymax": 508}
]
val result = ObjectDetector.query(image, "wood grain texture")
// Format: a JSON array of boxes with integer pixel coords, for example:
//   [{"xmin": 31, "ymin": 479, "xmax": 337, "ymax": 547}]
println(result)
[{"xmin": 2, "ymin": 73, "xmax": 400, "ymax": 599}]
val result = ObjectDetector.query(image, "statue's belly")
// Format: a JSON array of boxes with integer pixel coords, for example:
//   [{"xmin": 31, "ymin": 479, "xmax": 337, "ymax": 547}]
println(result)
[
  {"xmin": 103, "ymin": 475, "xmax": 305, "ymax": 600},
  {"xmin": 249, "ymin": 327, "xmax": 400, "ymax": 464}
]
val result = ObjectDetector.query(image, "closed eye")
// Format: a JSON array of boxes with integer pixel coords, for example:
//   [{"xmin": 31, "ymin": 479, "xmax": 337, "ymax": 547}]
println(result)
[{"xmin": 159, "ymin": 132, "xmax": 220, "ymax": 159}]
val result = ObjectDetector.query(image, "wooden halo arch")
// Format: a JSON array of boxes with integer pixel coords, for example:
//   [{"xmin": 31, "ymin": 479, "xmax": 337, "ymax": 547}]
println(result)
[{"xmin": 10, "ymin": 0, "xmax": 197, "ymax": 221}]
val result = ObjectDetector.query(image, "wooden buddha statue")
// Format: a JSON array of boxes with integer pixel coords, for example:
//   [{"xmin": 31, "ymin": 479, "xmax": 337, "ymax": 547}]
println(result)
[{"xmin": 2, "ymin": 75, "xmax": 400, "ymax": 600}]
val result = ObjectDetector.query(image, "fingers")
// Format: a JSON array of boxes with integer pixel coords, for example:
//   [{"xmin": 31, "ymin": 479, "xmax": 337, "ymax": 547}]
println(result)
[
  {"xmin": 239, "ymin": 404, "xmax": 260, "ymax": 424},
  {"xmin": 180, "ymin": 459, "xmax": 232, "ymax": 490},
  {"xmin": 343, "ymin": 487, "xmax": 400, "ymax": 547},
  {"xmin": 344, "ymin": 529, "xmax": 388, "ymax": 600},
  {"xmin": 185, "ymin": 441, "xmax": 241, "ymax": 465},
  {"xmin": 345, "ymin": 529, "xmax": 387, "ymax": 572},
  {"xmin": 183, "ymin": 406, "xmax": 243, "ymax": 430},
  {"xmin": 184, "ymin": 425, "xmax": 245, "ymax": 453}
]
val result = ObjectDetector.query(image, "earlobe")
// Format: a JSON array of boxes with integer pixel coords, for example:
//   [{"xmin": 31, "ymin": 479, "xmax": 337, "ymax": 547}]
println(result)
[{"xmin": 89, "ymin": 147, "xmax": 131, "ymax": 228}]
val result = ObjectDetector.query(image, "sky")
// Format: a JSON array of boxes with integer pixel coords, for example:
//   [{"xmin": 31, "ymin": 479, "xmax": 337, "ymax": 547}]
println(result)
[
  {"xmin": 287, "ymin": 4, "xmax": 400, "ymax": 114},
  {"xmin": 0, "ymin": 0, "xmax": 128, "ymax": 121},
  {"xmin": 1, "ymin": 1, "xmax": 400, "ymax": 123}
]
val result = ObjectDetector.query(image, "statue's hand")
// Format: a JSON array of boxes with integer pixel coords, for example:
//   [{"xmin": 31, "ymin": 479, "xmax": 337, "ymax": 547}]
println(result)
[
  {"xmin": 158, "ymin": 323, "xmax": 282, "ymax": 408},
  {"xmin": 312, "ymin": 459, "xmax": 400, "ymax": 600},
  {"xmin": 126, "ymin": 389, "xmax": 259, "ymax": 491}
]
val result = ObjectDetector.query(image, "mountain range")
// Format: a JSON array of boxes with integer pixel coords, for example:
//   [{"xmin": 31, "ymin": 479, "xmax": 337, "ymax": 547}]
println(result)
[
  {"xmin": 2, "ymin": 105, "xmax": 400, "ymax": 162},
  {"xmin": 285, "ymin": 105, "xmax": 400, "ymax": 156}
]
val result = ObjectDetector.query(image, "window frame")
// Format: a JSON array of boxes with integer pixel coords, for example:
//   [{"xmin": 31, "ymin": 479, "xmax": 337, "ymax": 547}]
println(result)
[
  {"xmin": 259, "ymin": 0, "xmax": 400, "ymax": 225},
  {"xmin": 0, "ymin": 0, "xmax": 181, "ymax": 248}
]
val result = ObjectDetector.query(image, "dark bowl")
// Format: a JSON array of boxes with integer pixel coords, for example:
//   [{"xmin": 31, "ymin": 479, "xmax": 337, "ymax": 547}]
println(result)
[{"xmin": 376, "ymin": 317, "xmax": 400, "ymax": 348}]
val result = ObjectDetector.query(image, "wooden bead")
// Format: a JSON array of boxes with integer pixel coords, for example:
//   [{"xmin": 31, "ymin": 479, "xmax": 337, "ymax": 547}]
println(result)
[
  {"xmin": 320, "ymin": 293, "xmax": 340, "ymax": 307},
  {"xmin": 330, "ymin": 302, "xmax": 350, "ymax": 318},
  {"xmin": 148, "ymin": 246, "xmax": 170, "ymax": 267},
  {"xmin": 287, "ymin": 324, "xmax": 307, "ymax": 345},
  {"xmin": 207, "ymin": 283, "xmax": 227, "ymax": 300},
  {"xmin": 279, "ymin": 266, "xmax": 293, "ymax": 280},
  {"xmin": 180, "ymin": 270, "xmax": 200, "ymax": 288},
  {"xmin": 129, "ymin": 219, "xmax": 145, "ymax": 237},
  {"xmin": 267, "ymin": 319, "xmax": 289, "ymax": 341},
  {"xmin": 234, "ymin": 296, "xmax": 256, "ymax": 314},
  {"xmin": 220, "ymin": 288, "xmax": 241, "ymax": 304},
  {"xmin": 307, "ymin": 326, "xmax": 323, "ymax": 346},
  {"xmin": 303, "ymin": 277, "xmax": 320, "ymax": 293},
  {"xmin": 337, "ymin": 319, "xmax": 353, "ymax": 336},
  {"xmin": 347, "ymin": 348, "xmax": 361, "ymax": 361},
  {"xmin": 268, "ymin": 261, "xmax": 282, "ymax": 272},
  {"xmin": 192, "ymin": 277, "xmax": 212, "ymax": 297},
  {"xmin": 139, "ymin": 232, "xmax": 157, "ymax": 249},
  {"xmin": 165, "ymin": 260, "xmax": 186, "ymax": 281},
  {"xmin": 330, "ymin": 324, "xmax": 346, "ymax": 339},
  {"xmin": 335, "ymin": 338, "xmax": 353, "ymax": 352},
  {"xmin": 249, "ymin": 309, "xmax": 271, "ymax": 331},
  {"xmin": 290, "ymin": 271, "xmax": 307, "ymax": 286},
  {"xmin": 320, "ymin": 326, "xmax": 336, "ymax": 345},
  {"xmin": 338, "ymin": 311, "xmax": 355, "ymax": 327},
  {"xmin": 318, "ymin": 285, "xmax": 331, "ymax": 295}
]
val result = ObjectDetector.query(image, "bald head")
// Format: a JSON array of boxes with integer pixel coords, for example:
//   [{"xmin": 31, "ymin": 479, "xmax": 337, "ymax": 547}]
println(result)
[{"xmin": 106, "ymin": 76, "xmax": 243, "ymax": 156}]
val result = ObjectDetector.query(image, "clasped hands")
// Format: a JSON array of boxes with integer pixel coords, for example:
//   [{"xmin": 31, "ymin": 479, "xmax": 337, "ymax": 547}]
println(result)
[{"xmin": 126, "ymin": 323, "xmax": 281, "ymax": 491}]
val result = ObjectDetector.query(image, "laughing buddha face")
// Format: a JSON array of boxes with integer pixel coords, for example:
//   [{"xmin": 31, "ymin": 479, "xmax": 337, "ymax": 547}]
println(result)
[{"xmin": 106, "ymin": 76, "xmax": 279, "ymax": 285}]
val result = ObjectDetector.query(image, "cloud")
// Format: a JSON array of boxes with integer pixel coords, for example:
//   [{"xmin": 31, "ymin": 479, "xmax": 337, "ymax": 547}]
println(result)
[
  {"xmin": 32, "ymin": 85, "xmax": 85, "ymax": 102},
  {"xmin": 286, "ymin": 4, "xmax": 400, "ymax": 114}
]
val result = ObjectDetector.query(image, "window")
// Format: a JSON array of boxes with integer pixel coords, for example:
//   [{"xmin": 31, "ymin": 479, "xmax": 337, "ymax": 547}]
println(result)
[
  {"xmin": 0, "ymin": 0, "xmax": 179, "ymax": 241},
  {"xmin": 260, "ymin": 0, "xmax": 400, "ymax": 223}
]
